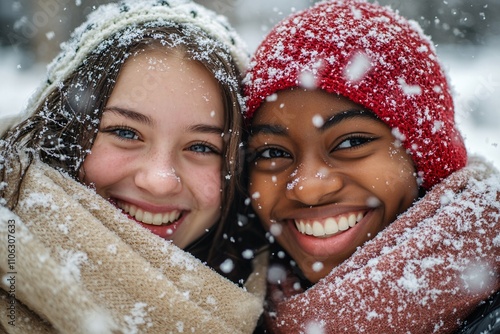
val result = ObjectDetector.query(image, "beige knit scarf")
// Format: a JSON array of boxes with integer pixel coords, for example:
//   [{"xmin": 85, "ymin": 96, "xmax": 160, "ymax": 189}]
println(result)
[
  {"xmin": 264, "ymin": 157, "xmax": 500, "ymax": 333},
  {"xmin": 0, "ymin": 158, "xmax": 266, "ymax": 333}
]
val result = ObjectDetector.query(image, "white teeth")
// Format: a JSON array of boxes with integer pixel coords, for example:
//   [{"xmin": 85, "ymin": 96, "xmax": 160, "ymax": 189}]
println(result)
[
  {"xmin": 294, "ymin": 212, "xmax": 365, "ymax": 237},
  {"xmin": 116, "ymin": 202, "xmax": 181, "ymax": 226},
  {"xmin": 168, "ymin": 211, "xmax": 178, "ymax": 222},
  {"xmin": 143, "ymin": 211, "xmax": 153, "ymax": 224},
  {"xmin": 348, "ymin": 214, "xmax": 357, "ymax": 227},
  {"xmin": 338, "ymin": 217, "xmax": 349, "ymax": 231},
  {"xmin": 324, "ymin": 217, "xmax": 339, "ymax": 235},
  {"xmin": 312, "ymin": 221, "xmax": 324, "ymax": 237},
  {"xmin": 153, "ymin": 213, "xmax": 163, "ymax": 225},
  {"xmin": 129, "ymin": 205, "xmax": 137, "ymax": 216},
  {"xmin": 135, "ymin": 208, "xmax": 144, "ymax": 222},
  {"xmin": 305, "ymin": 223, "xmax": 313, "ymax": 235}
]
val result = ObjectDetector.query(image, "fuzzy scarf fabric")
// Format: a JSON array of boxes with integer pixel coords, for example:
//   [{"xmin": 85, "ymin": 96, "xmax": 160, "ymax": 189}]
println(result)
[
  {"xmin": 0, "ymin": 158, "xmax": 266, "ymax": 333},
  {"xmin": 263, "ymin": 157, "xmax": 500, "ymax": 333}
]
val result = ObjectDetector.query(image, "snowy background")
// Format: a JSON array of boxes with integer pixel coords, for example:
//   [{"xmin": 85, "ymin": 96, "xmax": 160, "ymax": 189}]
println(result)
[{"xmin": 1, "ymin": 0, "xmax": 499, "ymax": 169}]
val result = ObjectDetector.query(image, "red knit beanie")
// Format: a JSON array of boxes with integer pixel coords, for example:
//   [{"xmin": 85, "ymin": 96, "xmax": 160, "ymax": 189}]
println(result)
[{"xmin": 243, "ymin": 0, "xmax": 467, "ymax": 190}]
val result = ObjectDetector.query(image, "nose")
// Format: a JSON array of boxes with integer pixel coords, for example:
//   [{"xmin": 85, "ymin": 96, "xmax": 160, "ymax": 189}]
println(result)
[
  {"xmin": 285, "ymin": 162, "xmax": 343, "ymax": 205},
  {"xmin": 134, "ymin": 151, "xmax": 183, "ymax": 197}
]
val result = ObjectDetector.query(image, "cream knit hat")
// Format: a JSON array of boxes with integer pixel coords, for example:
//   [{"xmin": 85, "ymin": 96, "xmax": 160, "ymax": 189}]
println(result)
[{"xmin": 26, "ymin": 0, "xmax": 248, "ymax": 115}]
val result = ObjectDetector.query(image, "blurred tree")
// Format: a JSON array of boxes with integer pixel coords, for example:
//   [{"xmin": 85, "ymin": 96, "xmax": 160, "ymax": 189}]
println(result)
[
  {"xmin": 2, "ymin": 0, "xmax": 112, "ymax": 65},
  {"xmin": 375, "ymin": 0, "xmax": 500, "ymax": 46}
]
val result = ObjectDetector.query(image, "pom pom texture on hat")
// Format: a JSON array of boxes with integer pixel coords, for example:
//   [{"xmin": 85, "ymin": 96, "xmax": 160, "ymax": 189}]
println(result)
[{"xmin": 244, "ymin": 0, "xmax": 467, "ymax": 189}]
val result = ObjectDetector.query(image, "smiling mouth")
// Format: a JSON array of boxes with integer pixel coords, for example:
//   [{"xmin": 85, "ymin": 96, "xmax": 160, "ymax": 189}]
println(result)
[
  {"xmin": 294, "ymin": 212, "xmax": 365, "ymax": 237},
  {"xmin": 116, "ymin": 202, "xmax": 182, "ymax": 226}
]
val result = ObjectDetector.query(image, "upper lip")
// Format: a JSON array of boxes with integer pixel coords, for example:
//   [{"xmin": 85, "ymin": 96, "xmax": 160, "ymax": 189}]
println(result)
[{"xmin": 110, "ymin": 196, "xmax": 188, "ymax": 213}]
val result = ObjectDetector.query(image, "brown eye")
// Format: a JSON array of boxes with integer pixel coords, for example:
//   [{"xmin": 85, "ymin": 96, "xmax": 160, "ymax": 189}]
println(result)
[
  {"xmin": 256, "ymin": 147, "xmax": 291, "ymax": 160},
  {"xmin": 335, "ymin": 136, "xmax": 374, "ymax": 150}
]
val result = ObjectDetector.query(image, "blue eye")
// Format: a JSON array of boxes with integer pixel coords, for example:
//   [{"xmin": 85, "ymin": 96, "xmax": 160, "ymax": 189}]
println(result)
[
  {"xmin": 188, "ymin": 142, "xmax": 219, "ymax": 155},
  {"xmin": 101, "ymin": 126, "xmax": 140, "ymax": 141},
  {"xmin": 112, "ymin": 128, "xmax": 139, "ymax": 140}
]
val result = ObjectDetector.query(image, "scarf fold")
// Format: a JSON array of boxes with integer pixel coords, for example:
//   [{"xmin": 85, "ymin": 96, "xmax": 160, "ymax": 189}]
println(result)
[
  {"xmin": 265, "ymin": 157, "xmax": 500, "ymax": 333},
  {"xmin": 0, "ymin": 158, "xmax": 265, "ymax": 333}
]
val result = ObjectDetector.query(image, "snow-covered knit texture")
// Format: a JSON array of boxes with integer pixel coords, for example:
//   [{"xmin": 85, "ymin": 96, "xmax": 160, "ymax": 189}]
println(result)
[
  {"xmin": 0, "ymin": 158, "xmax": 266, "ymax": 333},
  {"xmin": 25, "ymin": 0, "xmax": 249, "ymax": 118},
  {"xmin": 243, "ymin": 0, "xmax": 467, "ymax": 190},
  {"xmin": 263, "ymin": 156, "xmax": 500, "ymax": 333}
]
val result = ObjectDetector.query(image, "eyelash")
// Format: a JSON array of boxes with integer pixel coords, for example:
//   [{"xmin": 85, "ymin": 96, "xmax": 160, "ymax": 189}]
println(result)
[
  {"xmin": 251, "ymin": 134, "xmax": 375, "ymax": 161},
  {"xmin": 102, "ymin": 126, "xmax": 140, "ymax": 141},
  {"xmin": 188, "ymin": 141, "xmax": 220, "ymax": 155},
  {"xmin": 252, "ymin": 146, "xmax": 290, "ymax": 161},
  {"xmin": 335, "ymin": 135, "xmax": 375, "ymax": 150}
]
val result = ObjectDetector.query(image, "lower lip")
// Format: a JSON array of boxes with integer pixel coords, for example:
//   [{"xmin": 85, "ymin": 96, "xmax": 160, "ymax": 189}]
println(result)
[{"xmin": 288, "ymin": 210, "xmax": 374, "ymax": 257}]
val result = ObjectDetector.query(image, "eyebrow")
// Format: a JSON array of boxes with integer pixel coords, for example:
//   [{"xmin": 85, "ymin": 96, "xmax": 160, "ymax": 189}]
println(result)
[
  {"xmin": 103, "ymin": 106, "xmax": 154, "ymax": 126},
  {"xmin": 189, "ymin": 124, "xmax": 224, "ymax": 135},
  {"xmin": 104, "ymin": 106, "xmax": 223, "ymax": 134},
  {"xmin": 250, "ymin": 109, "xmax": 379, "ymax": 136},
  {"xmin": 321, "ymin": 109, "xmax": 380, "ymax": 132},
  {"xmin": 250, "ymin": 124, "xmax": 288, "ymax": 136}
]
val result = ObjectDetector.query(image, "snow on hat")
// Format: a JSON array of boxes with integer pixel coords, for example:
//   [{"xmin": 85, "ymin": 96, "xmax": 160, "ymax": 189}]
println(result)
[
  {"xmin": 244, "ymin": 0, "xmax": 467, "ymax": 190},
  {"xmin": 27, "ymin": 0, "xmax": 248, "ymax": 113}
]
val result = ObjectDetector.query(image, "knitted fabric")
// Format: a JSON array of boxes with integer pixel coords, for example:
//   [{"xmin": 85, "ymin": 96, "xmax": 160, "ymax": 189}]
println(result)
[
  {"xmin": 262, "ymin": 156, "xmax": 500, "ymax": 333},
  {"xmin": 25, "ymin": 0, "xmax": 249, "ymax": 117},
  {"xmin": 244, "ymin": 0, "xmax": 467, "ymax": 189},
  {"xmin": 0, "ymin": 157, "xmax": 266, "ymax": 333}
]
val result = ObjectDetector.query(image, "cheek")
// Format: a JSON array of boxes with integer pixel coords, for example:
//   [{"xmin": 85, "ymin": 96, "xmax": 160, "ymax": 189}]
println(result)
[
  {"xmin": 81, "ymin": 145, "xmax": 108, "ymax": 186},
  {"xmin": 190, "ymin": 166, "xmax": 222, "ymax": 208},
  {"xmin": 373, "ymin": 150, "xmax": 418, "ymax": 215},
  {"xmin": 375, "ymin": 149, "xmax": 417, "ymax": 191},
  {"xmin": 249, "ymin": 173, "xmax": 277, "ymax": 216},
  {"xmin": 80, "ymin": 141, "xmax": 126, "ymax": 192}
]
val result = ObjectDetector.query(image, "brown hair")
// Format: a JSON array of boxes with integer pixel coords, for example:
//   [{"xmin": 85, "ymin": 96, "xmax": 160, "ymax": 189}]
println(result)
[{"xmin": 0, "ymin": 23, "xmax": 253, "ymax": 283}]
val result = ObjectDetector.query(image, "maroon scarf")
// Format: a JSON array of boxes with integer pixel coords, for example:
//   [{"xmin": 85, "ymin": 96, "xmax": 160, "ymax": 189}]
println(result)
[{"xmin": 264, "ymin": 157, "xmax": 500, "ymax": 333}]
